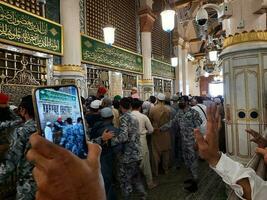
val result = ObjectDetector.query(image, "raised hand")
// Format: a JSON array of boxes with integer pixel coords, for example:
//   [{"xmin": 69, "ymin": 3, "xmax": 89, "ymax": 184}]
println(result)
[
  {"xmin": 246, "ymin": 129, "xmax": 267, "ymax": 148},
  {"xmin": 255, "ymin": 147, "xmax": 267, "ymax": 165},
  {"xmin": 194, "ymin": 103, "xmax": 221, "ymax": 167},
  {"xmin": 27, "ymin": 133, "xmax": 106, "ymax": 200}
]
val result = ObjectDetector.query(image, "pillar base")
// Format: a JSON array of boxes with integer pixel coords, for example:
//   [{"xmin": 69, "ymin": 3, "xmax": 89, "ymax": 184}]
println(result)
[{"xmin": 139, "ymin": 79, "xmax": 154, "ymax": 100}]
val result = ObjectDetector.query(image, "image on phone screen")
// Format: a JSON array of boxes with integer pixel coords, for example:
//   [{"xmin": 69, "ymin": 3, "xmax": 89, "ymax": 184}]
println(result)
[{"xmin": 33, "ymin": 85, "xmax": 87, "ymax": 159}]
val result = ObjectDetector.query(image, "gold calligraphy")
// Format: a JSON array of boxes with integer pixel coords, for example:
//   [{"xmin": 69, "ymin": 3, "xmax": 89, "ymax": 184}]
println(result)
[
  {"xmin": 0, "ymin": 2, "xmax": 62, "ymax": 54},
  {"xmin": 82, "ymin": 36, "xmax": 143, "ymax": 73}
]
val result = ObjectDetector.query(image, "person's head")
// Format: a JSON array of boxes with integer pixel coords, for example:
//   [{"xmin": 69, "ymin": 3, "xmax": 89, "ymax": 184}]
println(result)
[
  {"xmin": 149, "ymin": 96, "xmax": 156, "ymax": 104},
  {"xmin": 46, "ymin": 121, "xmax": 52, "ymax": 127},
  {"xmin": 214, "ymin": 97, "xmax": 221, "ymax": 105},
  {"xmin": 119, "ymin": 97, "xmax": 131, "ymax": 113},
  {"xmin": 90, "ymin": 100, "xmax": 101, "ymax": 113},
  {"xmin": 131, "ymin": 98, "xmax": 142, "ymax": 111},
  {"xmin": 157, "ymin": 93, "xmax": 165, "ymax": 104},
  {"xmin": 100, "ymin": 107, "xmax": 114, "ymax": 121},
  {"xmin": 113, "ymin": 99, "xmax": 120, "ymax": 110},
  {"xmin": 195, "ymin": 96, "xmax": 204, "ymax": 104},
  {"xmin": 178, "ymin": 96, "xmax": 189, "ymax": 110},
  {"xmin": 131, "ymin": 87, "xmax": 138, "ymax": 95},
  {"xmin": 18, "ymin": 95, "xmax": 34, "ymax": 121},
  {"xmin": 101, "ymin": 97, "xmax": 112, "ymax": 108},
  {"xmin": 171, "ymin": 95, "xmax": 179, "ymax": 103},
  {"xmin": 0, "ymin": 93, "xmax": 14, "ymax": 122},
  {"xmin": 165, "ymin": 96, "xmax": 171, "ymax": 106},
  {"xmin": 96, "ymin": 86, "xmax": 107, "ymax": 99},
  {"xmin": 66, "ymin": 117, "xmax": 72, "ymax": 125},
  {"xmin": 190, "ymin": 98, "xmax": 198, "ymax": 106},
  {"xmin": 77, "ymin": 117, "xmax": 83, "ymax": 124}
]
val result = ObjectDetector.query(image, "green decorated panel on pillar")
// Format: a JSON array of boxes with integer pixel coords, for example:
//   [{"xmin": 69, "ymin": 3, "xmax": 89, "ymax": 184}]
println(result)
[
  {"xmin": 152, "ymin": 59, "xmax": 175, "ymax": 79},
  {"xmin": 0, "ymin": 1, "xmax": 63, "ymax": 55},
  {"xmin": 81, "ymin": 34, "xmax": 143, "ymax": 74}
]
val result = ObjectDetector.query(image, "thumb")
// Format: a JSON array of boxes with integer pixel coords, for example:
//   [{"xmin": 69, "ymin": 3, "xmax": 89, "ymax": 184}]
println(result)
[
  {"xmin": 87, "ymin": 142, "xmax": 102, "ymax": 168},
  {"xmin": 255, "ymin": 147, "xmax": 267, "ymax": 156},
  {"xmin": 194, "ymin": 129, "xmax": 205, "ymax": 147}
]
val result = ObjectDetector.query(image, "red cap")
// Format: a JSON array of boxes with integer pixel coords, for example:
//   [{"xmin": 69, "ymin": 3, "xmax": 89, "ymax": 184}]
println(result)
[
  {"xmin": 57, "ymin": 117, "xmax": 62, "ymax": 122},
  {"xmin": 97, "ymin": 86, "xmax": 107, "ymax": 95},
  {"xmin": 0, "ymin": 93, "xmax": 9, "ymax": 104}
]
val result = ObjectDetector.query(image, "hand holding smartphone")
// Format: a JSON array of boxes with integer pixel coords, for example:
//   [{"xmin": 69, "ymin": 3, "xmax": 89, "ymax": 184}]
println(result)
[{"xmin": 32, "ymin": 85, "xmax": 88, "ymax": 159}]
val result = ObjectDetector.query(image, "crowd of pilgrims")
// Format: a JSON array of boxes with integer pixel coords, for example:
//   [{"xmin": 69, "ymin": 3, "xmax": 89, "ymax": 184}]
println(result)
[{"xmin": 0, "ymin": 87, "xmax": 225, "ymax": 200}]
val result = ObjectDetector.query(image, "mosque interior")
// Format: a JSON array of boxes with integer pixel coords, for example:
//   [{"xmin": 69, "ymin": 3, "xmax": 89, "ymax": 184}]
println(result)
[{"xmin": 0, "ymin": 0, "xmax": 267, "ymax": 199}]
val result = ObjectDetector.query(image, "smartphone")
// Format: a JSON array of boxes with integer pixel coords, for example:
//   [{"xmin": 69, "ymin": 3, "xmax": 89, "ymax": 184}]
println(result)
[{"xmin": 32, "ymin": 85, "xmax": 88, "ymax": 159}]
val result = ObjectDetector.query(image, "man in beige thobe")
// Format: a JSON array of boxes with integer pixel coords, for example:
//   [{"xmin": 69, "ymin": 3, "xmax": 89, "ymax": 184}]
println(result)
[
  {"xmin": 131, "ymin": 99, "xmax": 158, "ymax": 189},
  {"xmin": 149, "ymin": 93, "xmax": 171, "ymax": 176}
]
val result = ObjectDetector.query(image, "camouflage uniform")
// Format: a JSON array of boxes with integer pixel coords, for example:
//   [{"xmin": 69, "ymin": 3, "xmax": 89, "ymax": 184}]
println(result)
[
  {"xmin": 161, "ymin": 108, "xmax": 202, "ymax": 180},
  {"xmin": 111, "ymin": 111, "xmax": 145, "ymax": 198},
  {"xmin": 0, "ymin": 119, "xmax": 37, "ymax": 200},
  {"xmin": 73, "ymin": 123, "xmax": 87, "ymax": 158}
]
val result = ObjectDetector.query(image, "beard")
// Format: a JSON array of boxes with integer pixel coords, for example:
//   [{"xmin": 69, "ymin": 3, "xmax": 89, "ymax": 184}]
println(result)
[{"xmin": 0, "ymin": 107, "xmax": 15, "ymax": 122}]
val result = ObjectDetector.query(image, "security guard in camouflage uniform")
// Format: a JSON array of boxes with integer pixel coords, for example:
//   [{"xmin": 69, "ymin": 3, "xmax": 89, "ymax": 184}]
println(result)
[
  {"xmin": 102, "ymin": 98, "xmax": 146, "ymax": 199},
  {"xmin": 161, "ymin": 96, "xmax": 202, "ymax": 193},
  {"xmin": 0, "ymin": 95, "xmax": 37, "ymax": 200}
]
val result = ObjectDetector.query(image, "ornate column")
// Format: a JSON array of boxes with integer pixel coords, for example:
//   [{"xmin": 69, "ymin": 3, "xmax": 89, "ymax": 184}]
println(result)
[
  {"xmin": 177, "ymin": 37, "xmax": 184, "ymax": 94},
  {"xmin": 182, "ymin": 42, "xmax": 189, "ymax": 95},
  {"xmin": 53, "ymin": 0, "xmax": 87, "ymax": 97},
  {"xmin": 221, "ymin": 0, "xmax": 267, "ymax": 163},
  {"xmin": 138, "ymin": 4, "xmax": 156, "ymax": 100}
]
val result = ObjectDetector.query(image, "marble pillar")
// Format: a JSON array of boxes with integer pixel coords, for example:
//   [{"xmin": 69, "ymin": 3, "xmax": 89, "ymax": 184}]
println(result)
[
  {"xmin": 182, "ymin": 42, "xmax": 189, "ymax": 95},
  {"xmin": 138, "ymin": 6, "xmax": 156, "ymax": 100},
  {"xmin": 53, "ymin": 0, "xmax": 87, "ymax": 97}
]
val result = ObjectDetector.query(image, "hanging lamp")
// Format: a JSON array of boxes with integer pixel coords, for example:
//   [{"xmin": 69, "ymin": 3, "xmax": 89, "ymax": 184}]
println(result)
[
  {"xmin": 160, "ymin": 1, "xmax": 175, "ymax": 32},
  {"xmin": 103, "ymin": 1, "xmax": 115, "ymax": 45},
  {"xmin": 171, "ymin": 57, "xmax": 178, "ymax": 67}
]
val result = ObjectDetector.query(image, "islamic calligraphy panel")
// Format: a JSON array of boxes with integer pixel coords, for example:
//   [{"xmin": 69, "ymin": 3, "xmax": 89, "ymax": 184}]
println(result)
[
  {"xmin": 0, "ymin": 1, "xmax": 63, "ymax": 55},
  {"xmin": 151, "ymin": 59, "xmax": 175, "ymax": 79},
  {"xmin": 81, "ymin": 35, "xmax": 143, "ymax": 74}
]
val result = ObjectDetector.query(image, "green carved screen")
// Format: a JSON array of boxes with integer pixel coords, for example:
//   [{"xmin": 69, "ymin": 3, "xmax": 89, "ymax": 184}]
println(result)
[
  {"xmin": 152, "ymin": 59, "xmax": 175, "ymax": 79},
  {"xmin": 81, "ymin": 35, "xmax": 143, "ymax": 74},
  {"xmin": 0, "ymin": 1, "xmax": 63, "ymax": 55}
]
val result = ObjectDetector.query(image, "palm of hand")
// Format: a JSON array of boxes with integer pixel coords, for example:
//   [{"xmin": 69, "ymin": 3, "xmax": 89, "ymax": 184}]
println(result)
[{"xmin": 195, "ymin": 104, "xmax": 221, "ymax": 167}]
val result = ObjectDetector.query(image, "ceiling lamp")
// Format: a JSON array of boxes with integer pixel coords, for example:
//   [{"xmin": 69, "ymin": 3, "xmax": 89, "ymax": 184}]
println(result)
[
  {"xmin": 171, "ymin": 57, "xmax": 178, "ymax": 67},
  {"xmin": 103, "ymin": 1, "xmax": 115, "ymax": 45},
  {"xmin": 103, "ymin": 24, "xmax": 115, "ymax": 45},
  {"xmin": 160, "ymin": 2, "xmax": 175, "ymax": 32},
  {"xmin": 209, "ymin": 51, "xmax": 218, "ymax": 62}
]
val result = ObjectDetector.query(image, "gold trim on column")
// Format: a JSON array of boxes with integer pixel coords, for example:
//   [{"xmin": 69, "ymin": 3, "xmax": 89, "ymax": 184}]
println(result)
[
  {"xmin": 223, "ymin": 31, "xmax": 267, "ymax": 48},
  {"xmin": 54, "ymin": 65, "xmax": 86, "ymax": 74}
]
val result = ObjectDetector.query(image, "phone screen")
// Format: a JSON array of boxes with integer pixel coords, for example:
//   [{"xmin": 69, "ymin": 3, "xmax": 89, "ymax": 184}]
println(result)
[{"xmin": 33, "ymin": 85, "xmax": 88, "ymax": 159}]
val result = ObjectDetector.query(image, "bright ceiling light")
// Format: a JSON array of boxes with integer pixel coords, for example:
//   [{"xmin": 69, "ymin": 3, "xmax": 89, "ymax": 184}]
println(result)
[
  {"xmin": 204, "ymin": 72, "xmax": 209, "ymax": 77},
  {"xmin": 209, "ymin": 51, "xmax": 218, "ymax": 62},
  {"xmin": 171, "ymin": 57, "xmax": 178, "ymax": 67},
  {"xmin": 103, "ymin": 24, "xmax": 115, "ymax": 45},
  {"xmin": 160, "ymin": 9, "xmax": 175, "ymax": 32}
]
